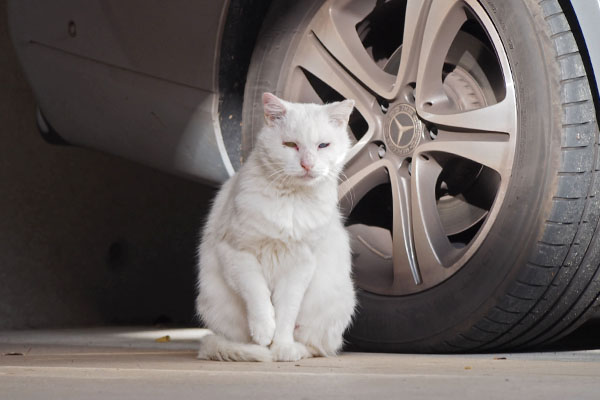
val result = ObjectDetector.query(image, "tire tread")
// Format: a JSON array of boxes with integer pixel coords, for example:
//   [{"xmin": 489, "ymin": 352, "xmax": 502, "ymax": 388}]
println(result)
[{"xmin": 442, "ymin": 0, "xmax": 600, "ymax": 352}]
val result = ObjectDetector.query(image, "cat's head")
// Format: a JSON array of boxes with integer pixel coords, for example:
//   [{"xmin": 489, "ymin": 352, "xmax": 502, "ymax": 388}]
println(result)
[{"xmin": 257, "ymin": 92, "xmax": 354, "ymax": 186}]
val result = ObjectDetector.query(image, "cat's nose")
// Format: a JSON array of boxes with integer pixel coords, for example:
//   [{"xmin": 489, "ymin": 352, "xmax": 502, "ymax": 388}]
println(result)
[{"xmin": 300, "ymin": 160, "xmax": 313, "ymax": 171}]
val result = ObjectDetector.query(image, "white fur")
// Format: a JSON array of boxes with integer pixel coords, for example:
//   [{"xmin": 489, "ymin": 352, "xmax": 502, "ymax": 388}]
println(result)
[{"xmin": 196, "ymin": 93, "xmax": 356, "ymax": 362}]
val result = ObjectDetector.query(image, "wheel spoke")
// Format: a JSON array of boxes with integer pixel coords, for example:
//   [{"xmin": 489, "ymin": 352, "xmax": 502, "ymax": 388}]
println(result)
[
  {"xmin": 293, "ymin": 33, "xmax": 381, "ymax": 141},
  {"xmin": 345, "ymin": 129, "xmax": 377, "ymax": 164},
  {"xmin": 338, "ymin": 157, "xmax": 391, "ymax": 216},
  {"xmin": 389, "ymin": 165, "xmax": 421, "ymax": 286},
  {"xmin": 415, "ymin": 131, "xmax": 512, "ymax": 178},
  {"xmin": 343, "ymin": 138, "xmax": 379, "ymax": 178},
  {"xmin": 291, "ymin": 70, "xmax": 327, "ymax": 105},
  {"xmin": 310, "ymin": 0, "xmax": 396, "ymax": 98},
  {"xmin": 411, "ymin": 155, "xmax": 460, "ymax": 270},
  {"xmin": 417, "ymin": 96, "xmax": 517, "ymax": 134},
  {"xmin": 395, "ymin": 0, "xmax": 434, "ymax": 89},
  {"xmin": 415, "ymin": 1, "xmax": 468, "ymax": 109}
]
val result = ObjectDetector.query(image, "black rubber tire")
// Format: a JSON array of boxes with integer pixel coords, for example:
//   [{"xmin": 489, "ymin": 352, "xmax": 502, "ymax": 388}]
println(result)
[{"xmin": 242, "ymin": 0, "xmax": 600, "ymax": 352}]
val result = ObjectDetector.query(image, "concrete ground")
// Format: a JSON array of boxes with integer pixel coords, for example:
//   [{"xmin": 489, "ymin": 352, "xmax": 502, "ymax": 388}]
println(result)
[{"xmin": 1, "ymin": 327, "xmax": 600, "ymax": 399}]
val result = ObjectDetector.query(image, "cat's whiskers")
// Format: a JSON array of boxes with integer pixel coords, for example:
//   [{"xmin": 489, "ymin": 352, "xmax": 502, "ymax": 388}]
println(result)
[
  {"xmin": 327, "ymin": 170, "xmax": 355, "ymax": 212},
  {"xmin": 263, "ymin": 168, "xmax": 289, "ymax": 194},
  {"xmin": 265, "ymin": 167, "xmax": 286, "ymax": 180}
]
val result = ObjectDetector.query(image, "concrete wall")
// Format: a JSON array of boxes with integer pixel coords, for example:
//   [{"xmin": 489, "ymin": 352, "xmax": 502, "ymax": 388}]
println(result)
[{"xmin": 0, "ymin": 3, "xmax": 215, "ymax": 329}]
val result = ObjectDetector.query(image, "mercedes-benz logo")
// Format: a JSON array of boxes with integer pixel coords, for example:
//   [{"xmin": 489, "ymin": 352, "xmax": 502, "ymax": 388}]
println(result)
[{"xmin": 384, "ymin": 104, "xmax": 423, "ymax": 156}]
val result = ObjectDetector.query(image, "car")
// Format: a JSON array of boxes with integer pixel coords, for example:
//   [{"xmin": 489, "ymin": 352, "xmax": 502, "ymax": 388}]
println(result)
[{"xmin": 8, "ymin": 0, "xmax": 600, "ymax": 353}]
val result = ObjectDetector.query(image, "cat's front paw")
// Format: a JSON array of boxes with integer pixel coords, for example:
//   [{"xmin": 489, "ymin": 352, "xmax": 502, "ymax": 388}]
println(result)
[
  {"xmin": 270, "ymin": 341, "xmax": 311, "ymax": 362},
  {"xmin": 248, "ymin": 316, "xmax": 276, "ymax": 346}
]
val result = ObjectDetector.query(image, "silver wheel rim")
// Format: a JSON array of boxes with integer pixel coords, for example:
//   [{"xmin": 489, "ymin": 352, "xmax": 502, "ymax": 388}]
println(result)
[{"xmin": 280, "ymin": 0, "xmax": 517, "ymax": 295}]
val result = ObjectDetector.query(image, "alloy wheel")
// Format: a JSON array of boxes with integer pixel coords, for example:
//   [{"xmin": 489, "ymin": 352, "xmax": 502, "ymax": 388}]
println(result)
[{"xmin": 282, "ymin": 0, "xmax": 517, "ymax": 295}]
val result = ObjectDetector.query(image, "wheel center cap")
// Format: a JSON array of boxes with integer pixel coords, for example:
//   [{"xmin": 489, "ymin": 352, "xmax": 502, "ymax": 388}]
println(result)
[{"xmin": 384, "ymin": 104, "xmax": 423, "ymax": 156}]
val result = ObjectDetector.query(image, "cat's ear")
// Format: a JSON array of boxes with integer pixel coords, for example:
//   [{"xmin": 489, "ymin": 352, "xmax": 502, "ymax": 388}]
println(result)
[
  {"xmin": 326, "ymin": 99, "xmax": 355, "ymax": 127},
  {"xmin": 263, "ymin": 92, "xmax": 287, "ymax": 126}
]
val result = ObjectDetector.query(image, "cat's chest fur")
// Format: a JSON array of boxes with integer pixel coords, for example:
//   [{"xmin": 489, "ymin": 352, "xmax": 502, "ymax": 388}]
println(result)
[{"xmin": 233, "ymin": 179, "xmax": 337, "ymax": 246}]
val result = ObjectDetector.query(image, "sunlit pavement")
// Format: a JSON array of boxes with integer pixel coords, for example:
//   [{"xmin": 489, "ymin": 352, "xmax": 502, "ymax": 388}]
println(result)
[{"xmin": 1, "ymin": 327, "xmax": 599, "ymax": 399}]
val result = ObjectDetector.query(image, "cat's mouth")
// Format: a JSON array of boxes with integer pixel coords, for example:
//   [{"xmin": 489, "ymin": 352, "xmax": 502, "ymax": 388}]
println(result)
[
  {"xmin": 298, "ymin": 171, "xmax": 318, "ymax": 181},
  {"xmin": 291, "ymin": 168, "xmax": 326, "ymax": 183}
]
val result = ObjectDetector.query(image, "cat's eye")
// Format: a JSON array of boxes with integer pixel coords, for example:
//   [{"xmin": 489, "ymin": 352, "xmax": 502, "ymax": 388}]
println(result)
[
  {"xmin": 283, "ymin": 141, "xmax": 298, "ymax": 149},
  {"xmin": 318, "ymin": 143, "xmax": 330, "ymax": 149}
]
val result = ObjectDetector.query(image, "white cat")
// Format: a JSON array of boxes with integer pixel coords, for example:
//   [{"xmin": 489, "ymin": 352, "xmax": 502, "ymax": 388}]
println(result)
[{"xmin": 196, "ymin": 93, "xmax": 356, "ymax": 362}]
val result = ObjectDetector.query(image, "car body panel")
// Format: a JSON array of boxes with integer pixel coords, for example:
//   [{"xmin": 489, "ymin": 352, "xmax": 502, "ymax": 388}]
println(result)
[
  {"xmin": 7, "ymin": 0, "xmax": 599, "ymax": 185},
  {"xmin": 7, "ymin": 0, "xmax": 234, "ymax": 184}
]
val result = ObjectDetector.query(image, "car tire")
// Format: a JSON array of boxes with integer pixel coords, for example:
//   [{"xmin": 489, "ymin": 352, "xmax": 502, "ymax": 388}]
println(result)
[{"xmin": 242, "ymin": 0, "xmax": 600, "ymax": 352}]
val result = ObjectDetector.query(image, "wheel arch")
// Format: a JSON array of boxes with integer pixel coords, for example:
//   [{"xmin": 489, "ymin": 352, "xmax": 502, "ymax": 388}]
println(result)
[{"xmin": 218, "ymin": 0, "xmax": 274, "ymax": 171}]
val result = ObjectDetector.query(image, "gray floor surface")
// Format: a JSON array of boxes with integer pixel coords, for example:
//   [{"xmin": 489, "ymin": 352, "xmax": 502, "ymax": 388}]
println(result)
[{"xmin": 1, "ymin": 327, "xmax": 599, "ymax": 400}]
